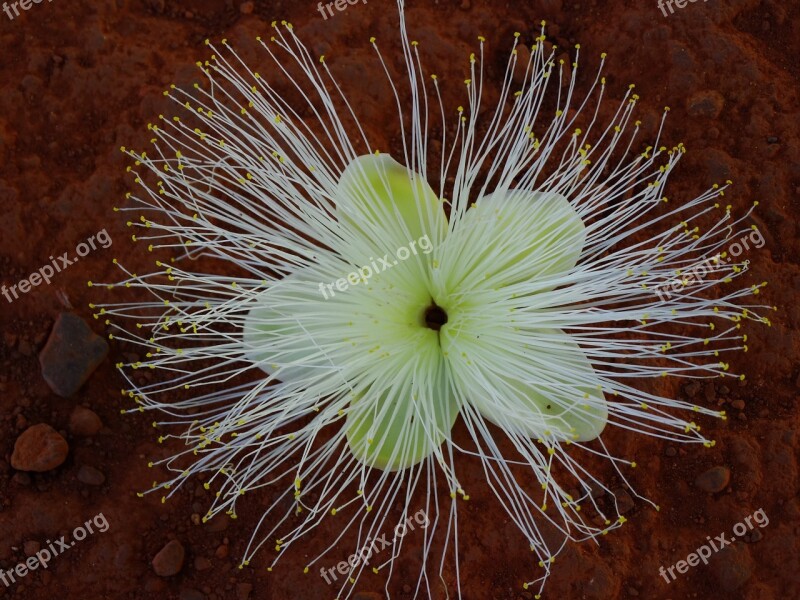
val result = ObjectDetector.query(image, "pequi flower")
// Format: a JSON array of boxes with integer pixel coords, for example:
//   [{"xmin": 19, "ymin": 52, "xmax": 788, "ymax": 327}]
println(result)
[{"xmin": 93, "ymin": 1, "xmax": 772, "ymax": 597}]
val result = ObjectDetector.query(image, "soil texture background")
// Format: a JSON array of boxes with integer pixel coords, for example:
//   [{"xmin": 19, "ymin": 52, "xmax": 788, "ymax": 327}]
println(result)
[{"xmin": 0, "ymin": 0, "xmax": 798, "ymax": 599}]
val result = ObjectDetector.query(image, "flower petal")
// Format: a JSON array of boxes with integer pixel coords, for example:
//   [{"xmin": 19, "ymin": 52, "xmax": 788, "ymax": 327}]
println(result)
[
  {"xmin": 445, "ymin": 327, "xmax": 607, "ymax": 442},
  {"xmin": 334, "ymin": 154, "xmax": 447, "ymax": 264},
  {"xmin": 345, "ymin": 336, "xmax": 458, "ymax": 471},
  {"xmin": 438, "ymin": 190, "xmax": 585, "ymax": 293},
  {"xmin": 242, "ymin": 273, "xmax": 338, "ymax": 383}
]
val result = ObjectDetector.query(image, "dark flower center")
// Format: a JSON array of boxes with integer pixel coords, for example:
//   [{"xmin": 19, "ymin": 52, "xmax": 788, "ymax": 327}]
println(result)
[{"xmin": 423, "ymin": 301, "xmax": 448, "ymax": 331}]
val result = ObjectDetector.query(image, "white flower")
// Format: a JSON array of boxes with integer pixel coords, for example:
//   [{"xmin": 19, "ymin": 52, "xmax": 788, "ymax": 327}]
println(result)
[{"xmin": 94, "ymin": 3, "xmax": 772, "ymax": 597}]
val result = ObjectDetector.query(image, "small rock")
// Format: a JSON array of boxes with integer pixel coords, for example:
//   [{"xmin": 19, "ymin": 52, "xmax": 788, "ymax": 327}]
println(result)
[
  {"xmin": 695, "ymin": 466, "xmax": 731, "ymax": 493},
  {"xmin": 686, "ymin": 90, "xmax": 724, "ymax": 119},
  {"xmin": 152, "ymin": 540, "xmax": 185, "ymax": 577},
  {"xmin": 204, "ymin": 515, "xmax": 229, "ymax": 532},
  {"xmin": 239, "ymin": 1, "xmax": 254, "ymax": 13},
  {"xmin": 237, "ymin": 583, "xmax": 253, "ymax": 600},
  {"xmin": 746, "ymin": 529, "xmax": 763, "ymax": 543},
  {"xmin": 703, "ymin": 382, "xmax": 716, "ymax": 403},
  {"xmin": 665, "ymin": 446, "xmax": 677, "ymax": 457},
  {"xmin": 512, "ymin": 44, "xmax": 531, "ymax": 87},
  {"xmin": 11, "ymin": 424, "xmax": 69, "ymax": 472},
  {"xmin": 39, "ymin": 313, "xmax": 109, "ymax": 397},
  {"xmin": 77, "ymin": 465, "xmax": 105, "ymax": 486},
  {"xmin": 69, "ymin": 406, "xmax": 103, "ymax": 436},
  {"xmin": 194, "ymin": 556, "xmax": 212, "ymax": 571},
  {"xmin": 731, "ymin": 399, "xmax": 745, "ymax": 410},
  {"xmin": 766, "ymin": 136, "xmax": 779, "ymax": 144},
  {"xmin": 684, "ymin": 381, "xmax": 701, "ymax": 398},
  {"xmin": 215, "ymin": 544, "xmax": 229, "ymax": 559},
  {"xmin": 613, "ymin": 488, "xmax": 635, "ymax": 514},
  {"xmin": 709, "ymin": 544, "xmax": 753, "ymax": 591},
  {"xmin": 15, "ymin": 414, "xmax": 28, "ymax": 430}
]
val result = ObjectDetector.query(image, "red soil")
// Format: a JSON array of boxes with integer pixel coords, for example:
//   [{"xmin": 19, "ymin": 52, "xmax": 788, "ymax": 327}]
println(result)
[{"xmin": 0, "ymin": 1, "xmax": 797, "ymax": 599}]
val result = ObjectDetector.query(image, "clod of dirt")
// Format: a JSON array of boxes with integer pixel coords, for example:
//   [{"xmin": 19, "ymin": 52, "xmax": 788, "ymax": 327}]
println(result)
[
  {"xmin": 76, "ymin": 464, "xmax": 106, "ymax": 486},
  {"xmin": 612, "ymin": 487, "xmax": 636, "ymax": 514},
  {"xmin": 152, "ymin": 539, "xmax": 186, "ymax": 577},
  {"xmin": 695, "ymin": 465, "xmax": 731, "ymax": 493},
  {"xmin": 69, "ymin": 405, "xmax": 103, "ymax": 436},
  {"xmin": 10, "ymin": 423, "xmax": 69, "ymax": 472},
  {"xmin": 709, "ymin": 545, "xmax": 754, "ymax": 591},
  {"xmin": 38, "ymin": 312, "xmax": 109, "ymax": 398},
  {"xmin": 686, "ymin": 90, "xmax": 725, "ymax": 119},
  {"xmin": 236, "ymin": 583, "xmax": 253, "ymax": 600}
]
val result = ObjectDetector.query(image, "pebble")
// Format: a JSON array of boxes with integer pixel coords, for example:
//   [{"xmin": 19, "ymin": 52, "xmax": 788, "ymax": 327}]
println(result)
[
  {"xmin": 613, "ymin": 488, "xmax": 635, "ymax": 514},
  {"xmin": 684, "ymin": 381, "xmax": 701, "ymax": 398},
  {"xmin": 731, "ymin": 399, "xmax": 745, "ymax": 410},
  {"xmin": 665, "ymin": 446, "xmax": 677, "ymax": 457},
  {"xmin": 709, "ymin": 545, "xmax": 753, "ymax": 590},
  {"xmin": 512, "ymin": 44, "xmax": 531, "ymax": 87},
  {"xmin": 194, "ymin": 556, "xmax": 212, "ymax": 571},
  {"xmin": 239, "ymin": 1, "xmax": 254, "ymax": 13},
  {"xmin": 695, "ymin": 466, "xmax": 731, "ymax": 493},
  {"xmin": 236, "ymin": 583, "xmax": 253, "ymax": 600},
  {"xmin": 215, "ymin": 544, "xmax": 229, "ymax": 559},
  {"xmin": 38, "ymin": 312, "xmax": 109, "ymax": 398},
  {"xmin": 152, "ymin": 540, "xmax": 185, "ymax": 577},
  {"xmin": 686, "ymin": 90, "xmax": 724, "ymax": 119},
  {"xmin": 69, "ymin": 406, "xmax": 103, "ymax": 436},
  {"xmin": 744, "ymin": 529, "xmax": 763, "ymax": 543},
  {"xmin": 204, "ymin": 515, "xmax": 229, "ymax": 532},
  {"xmin": 77, "ymin": 464, "xmax": 106, "ymax": 486},
  {"xmin": 11, "ymin": 423, "xmax": 69, "ymax": 472}
]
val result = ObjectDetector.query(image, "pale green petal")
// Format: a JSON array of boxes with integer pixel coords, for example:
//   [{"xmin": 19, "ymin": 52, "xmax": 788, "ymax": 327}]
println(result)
[
  {"xmin": 445, "ymin": 328, "xmax": 607, "ymax": 442},
  {"xmin": 242, "ymin": 274, "xmax": 336, "ymax": 383},
  {"xmin": 437, "ymin": 190, "xmax": 585, "ymax": 293},
  {"xmin": 345, "ymin": 334, "xmax": 458, "ymax": 471},
  {"xmin": 334, "ymin": 154, "xmax": 446, "ymax": 268}
]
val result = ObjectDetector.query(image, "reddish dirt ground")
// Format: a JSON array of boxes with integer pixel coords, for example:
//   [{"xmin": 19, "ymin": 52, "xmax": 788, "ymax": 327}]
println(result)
[{"xmin": 0, "ymin": 1, "xmax": 798, "ymax": 599}]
